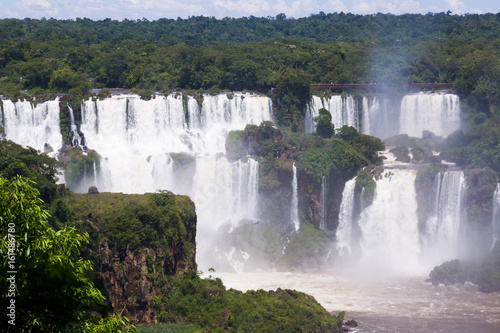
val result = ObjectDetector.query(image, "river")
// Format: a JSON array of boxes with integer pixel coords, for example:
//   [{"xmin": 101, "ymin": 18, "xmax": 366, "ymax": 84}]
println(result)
[{"xmin": 212, "ymin": 270, "xmax": 500, "ymax": 333}]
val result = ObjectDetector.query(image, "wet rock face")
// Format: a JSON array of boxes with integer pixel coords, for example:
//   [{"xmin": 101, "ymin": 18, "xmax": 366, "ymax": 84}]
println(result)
[
  {"xmin": 99, "ymin": 243, "xmax": 155, "ymax": 324},
  {"xmin": 68, "ymin": 192, "xmax": 197, "ymax": 325},
  {"xmin": 98, "ymin": 242, "xmax": 196, "ymax": 324}
]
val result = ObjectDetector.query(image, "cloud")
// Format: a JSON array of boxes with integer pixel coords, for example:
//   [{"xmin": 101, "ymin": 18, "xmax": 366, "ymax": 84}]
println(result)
[
  {"xmin": 328, "ymin": 0, "xmax": 348, "ymax": 13},
  {"xmin": 17, "ymin": 0, "xmax": 60, "ymax": 17},
  {"xmin": 351, "ymin": 0, "xmax": 424, "ymax": 14}
]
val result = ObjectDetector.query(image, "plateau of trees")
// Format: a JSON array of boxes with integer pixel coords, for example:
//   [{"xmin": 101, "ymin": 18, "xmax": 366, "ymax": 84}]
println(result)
[
  {"xmin": 0, "ymin": 13, "xmax": 499, "ymax": 45},
  {"xmin": 0, "ymin": 14, "xmax": 499, "ymax": 125}
]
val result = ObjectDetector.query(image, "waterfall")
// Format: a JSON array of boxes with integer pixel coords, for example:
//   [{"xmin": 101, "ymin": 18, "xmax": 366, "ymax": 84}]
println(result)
[
  {"xmin": 307, "ymin": 93, "xmax": 460, "ymax": 139},
  {"xmin": 400, "ymin": 92, "xmax": 461, "ymax": 138},
  {"xmin": 357, "ymin": 169, "xmax": 422, "ymax": 274},
  {"xmin": 68, "ymin": 105, "xmax": 82, "ymax": 147},
  {"xmin": 79, "ymin": 93, "xmax": 270, "ymax": 193},
  {"xmin": 336, "ymin": 178, "xmax": 356, "ymax": 256},
  {"xmin": 290, "ymin": 163, "xmax": 299, "ymax": 231},
  {"xmin": 2, "ymin": 98, "xmax": 62, "ymax": 157},
  {"xmin": 92, "ymin": 160, "xmax": 98, "ymax": 187},
  {"xmin": 305, "ymin": 95, "xmax": 359, "ymax": 133},
  {"xmin": 78, "ymin": 92, "xmax": 271, "ymax": 269},
  {"xmin": 492, "ymin": 184, "xmax": 500, "ymax": 248},
  {"xmin": 319, "ymin": 176, "xmax": 327, "ymax": 230},
  {"xmin": 423, "ymin": 171, "xmax": 466, "ymax": 264},
  {"xmin": 361, "ymin": 96, "xmax": 399, "ymax": 139},
  {"xmin": 0, "ymin": 101, "xmax": 3, "ymax": 129}
]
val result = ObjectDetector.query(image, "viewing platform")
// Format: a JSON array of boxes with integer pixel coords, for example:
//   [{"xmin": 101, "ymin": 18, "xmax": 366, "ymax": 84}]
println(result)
[{"xmin": 310, "ymin": 82, "xmax": 454, "ymax": 93}]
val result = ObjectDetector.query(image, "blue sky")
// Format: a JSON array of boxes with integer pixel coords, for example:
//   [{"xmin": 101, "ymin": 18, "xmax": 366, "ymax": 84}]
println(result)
[{"xmin": 0, "ymin": 0, "xmax": 498, "ymax": 21}]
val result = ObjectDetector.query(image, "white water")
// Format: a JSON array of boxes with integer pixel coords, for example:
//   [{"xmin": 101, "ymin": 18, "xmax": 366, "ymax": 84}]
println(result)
[
  {"xmin": 361, "ymin": 96, "xmax": 400, "ymax": 139},
  {"xmin": 2, "ymin": 99, "xmax": 62, "ymax": 156},
  {"xmin": 78, "ymin": 93, "xmax": 271, "ymax": 269},
  {"xmin": 80, "ymin": 93, "xmax": 270, "ymax": 192},
  {"xmin": 305, "ymin": 95, "xmax": 359, "ymax": 133},
  {"xmin": 336, "ymin": 178, "xmax": 357, "ymax": 256},
  {"xmin": 290, "ymin": 163, "xmax": 300, "ymax": 231},
  {"xmin": 423, "ymin": 171, "xmax": 467, "ymax": 265},
  {"xmin": 400, "ymin": 92, "xmax": 461, "ymax": 138},
  {"xmin": 358, "ymin": 169, "xmax": 423, "ymax": 275},
  {"xmin": 308, "ymin": 93, "xmax": 461, "ymax": 138},
  {"xmin": 319, "ymin": 176, "xmax": 327, "ymax": 230},
  {"xmin": 492, "ymin": 184, "xmax": 500, "ymax": 248},
  {"xmin": 68, "ymin": 105, "xmax": 82, "ymax": 147}
]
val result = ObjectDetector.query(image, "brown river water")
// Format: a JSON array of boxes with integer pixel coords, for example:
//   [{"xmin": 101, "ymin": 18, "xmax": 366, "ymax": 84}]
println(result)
[{"xmin": 212, "ymin": 270, "xmax": 500, "ymax": 333}]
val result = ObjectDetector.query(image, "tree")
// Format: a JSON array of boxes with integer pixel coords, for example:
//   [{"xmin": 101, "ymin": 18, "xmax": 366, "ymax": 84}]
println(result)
[
  {"xmin": 0, "ymin": 176, "xmax": 135, "ymax": 332},
  {"xmin": 314, "ymin": 108, "xmax": 334, "ymax": 138}
]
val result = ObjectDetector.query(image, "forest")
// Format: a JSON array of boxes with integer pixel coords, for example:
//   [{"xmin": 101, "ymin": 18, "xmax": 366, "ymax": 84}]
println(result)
[{"xmin": 0, "ymin": 13, "xmax": 499, "ymax": 116}]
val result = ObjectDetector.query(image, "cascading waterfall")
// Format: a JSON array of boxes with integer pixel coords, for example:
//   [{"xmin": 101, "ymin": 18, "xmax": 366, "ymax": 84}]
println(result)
[
  {"xmin": 337, "ymin": 169, "xmax": 423, "ymax": 274},
  {"xmin": 305, "ymin": 95, "xmax": 358, "ymax": 133},
  {"xmin": 80, "ymin": 93, "xmax": 272, "ymax": 192},
  {"xmin": 361, "ymin": 96, "xmax": 399, "ymax": 139},
  {"xmin": 92, "ymin": 160, "xmax": 98, "ymax": 187},
  {"xmin": 336, "ymin": 178, "xmax": 356, "ymax": 256},
  {"xmin": 319, "ymin": 176, "xmax": 327, "ymax": 230},
  {"xmin": 68, "ymin": 105, "xmax": 82, "ymax": 147},
  {"xmin": 2, "ymin": 98, "xmax": 62, "ymax": 157},
  {"xmin": 358, "ymin": 169, "xmax": 422, "ymax": 274},
  {"xmin": 400, "ymin": 92, "xmax": 461, "ymax": 138},
  {"xmin": 290, "ymin": 163, "xmax": 300, "ymax": 231},
  {"xmin": 78, "ymin": 92, "xmax": 271, "ymax": 270},
  {"xmin": 423, "ymin": 171, "xmax": 466, "ymax": 265},
  {"xmin": 492, "ymin": 184, "xmax": 500, "ymax": 249},
  {"xmin": 308, "ymin": 93, "xmax": 461, "ymax": 139}
]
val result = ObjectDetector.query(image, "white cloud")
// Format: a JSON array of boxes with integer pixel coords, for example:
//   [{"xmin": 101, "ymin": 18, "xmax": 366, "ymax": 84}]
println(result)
[
  {"xmin": 350, "ymin": 0, "xmax": 425, "ymax": 14},
  {"xmin": 18, "ymin": 0, "xmax": 60, "ymax": 17},
  {"xmin": 328, "ymin": 0, "xmax": 348, "ymax": 13},
  {"xmin": 352, "ymin": 1, "xmax": 373, "ymax": 14},
  {"xmin": 444, "ymin": 0, "xmax": 466, "ymax": 14}
]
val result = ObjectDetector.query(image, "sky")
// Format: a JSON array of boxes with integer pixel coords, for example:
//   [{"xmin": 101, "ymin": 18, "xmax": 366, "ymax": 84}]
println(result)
[{"xmin": 0, "ymin": 0, "xmax": 498, "ymax": 21}]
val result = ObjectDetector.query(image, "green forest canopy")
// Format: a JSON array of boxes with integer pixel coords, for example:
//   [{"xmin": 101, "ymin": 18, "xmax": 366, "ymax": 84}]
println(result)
[{"xmin": 0, "ymin": 14, "xmax": 498, "ymax": 116}]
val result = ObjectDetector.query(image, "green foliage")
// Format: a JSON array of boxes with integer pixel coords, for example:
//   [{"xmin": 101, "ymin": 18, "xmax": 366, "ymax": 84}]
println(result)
[
  {"xmin": 1, "ymin": 14, "xmax": 499, "ymax": 46},
  {"xmin": 226, "ymin": 121, "xmax": 281, "ymax": 162},
  {"xmin": 315, "ymin": 108, "xmax": 334, "ymax": 138},
  {"xmin": 0, "ymin": 139, "xmax": 63, "ymax": 204},
  {"xmin": 428, "ymin": 259, "xmax": 478, "ymax": 286},
  {"xmin": 463, "ymin": 168, "xmax": 498, "ymax": 237},
  {"xmin": 223, "ymin": 223, "xmax": 284, "ymax": 269},
  {"xmin": 152, "ymin": 268, "xmax": 343, "ymax": 332},
  {"xmin": 415, "ymin": 166, "xmax": 444, "ymax": 226},
  {"xmin": 63, "ymin": 148, "xmax": 100, "ymax": 191},
  {"xmin": 479, "ymin": 242, "xmax": 500, "ymax": 293},
  {"xmin": 137, "ymin": 323, "xmax": 202, "ymax": 332},
  {"xmin": 67, "ymin": 191, "xmax": 196, "ymax": 270},
  {"xmin": 281, "ymin": 223, "xmax": 333, "ymax": 268},
  {"xmin": 225, "ymin": 130, "xmax": 247, "ymax": 161},
  {"xmin": 0, "ymin": 176, "xmax": 134, "ymax": 332},
  {"xmin": 354, "ymin": 170, "xmax": 376, "ymax": 206},
  {"xmin": 429, "ymin": 243, "xmax": 500, "ymax": 293},
  {"xmin": 440, "ymin": 117, "xmax": 500, "ymax": 176}
]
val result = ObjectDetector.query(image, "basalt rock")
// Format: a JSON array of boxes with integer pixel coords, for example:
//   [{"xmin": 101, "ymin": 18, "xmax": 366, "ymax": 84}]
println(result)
[
  {"xmin": 67, "ymin": 192, "xmax": 197, "ymax": 324},
  {"xmin": 88, "ymin": 186, "xmax": 99, "ymax": 194}
]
